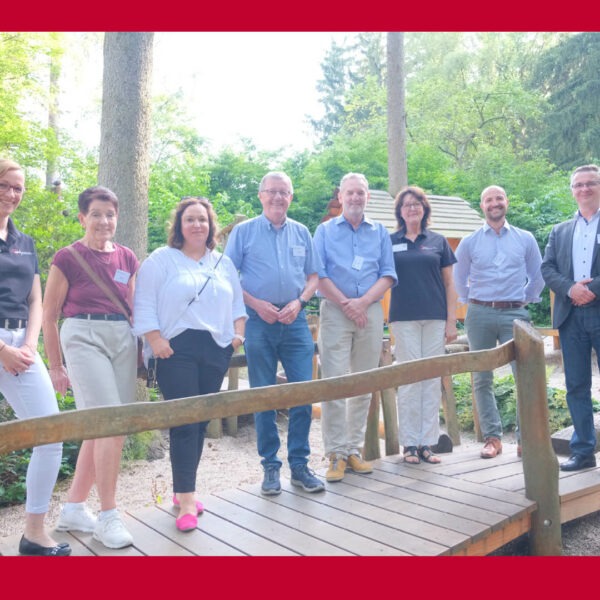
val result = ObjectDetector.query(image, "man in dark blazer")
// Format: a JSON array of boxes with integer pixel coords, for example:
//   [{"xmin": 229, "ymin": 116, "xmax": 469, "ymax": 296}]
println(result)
[{"xmin": 541, "ymin": 164, "xmax": 600, "ymax": 471}]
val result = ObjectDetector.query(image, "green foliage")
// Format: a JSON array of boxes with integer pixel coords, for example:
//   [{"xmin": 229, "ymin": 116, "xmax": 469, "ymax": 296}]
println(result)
[
  {"xmin": 122, "ymin": 430, "xmax": 156, "ymax": 461},
  {"xmin": 529, "ymin": 32, "xmax": 600, "ymax": 169},
  {"xmin": 449, "ymin": 371, "xmax": 600, "ymax": 435},
  {"xmin": 0, "ymin": 393, "xmax": 80, "ymax": 507}
]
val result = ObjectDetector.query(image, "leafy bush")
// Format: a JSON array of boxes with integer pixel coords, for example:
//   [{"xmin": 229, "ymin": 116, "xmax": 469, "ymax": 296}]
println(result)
[{"xmin": 448, "ymin": 371, "xmax": 599, "ymax": 434}]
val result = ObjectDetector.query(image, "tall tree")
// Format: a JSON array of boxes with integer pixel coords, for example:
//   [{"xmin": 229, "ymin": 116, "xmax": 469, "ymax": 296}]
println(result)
[
  {"xmin": 387, "ymin": 32, "xmax": 407, "ymax": 196},
  {"xmin": 310, "ymin": 41, "xmax": 350, "ymax": 143},
  {"xmin": 529, "ymin": 32, "xmax": 600, "ymax": 168},
  {"xmin": 98, "ymin": 32, "xmax": 154, "ymax": 260}
]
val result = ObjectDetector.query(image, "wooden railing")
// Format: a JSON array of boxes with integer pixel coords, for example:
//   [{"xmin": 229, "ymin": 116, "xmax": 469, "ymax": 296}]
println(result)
[{"xmin": 0, "ymin": 320, "xmax": 560, "ymax": 555}]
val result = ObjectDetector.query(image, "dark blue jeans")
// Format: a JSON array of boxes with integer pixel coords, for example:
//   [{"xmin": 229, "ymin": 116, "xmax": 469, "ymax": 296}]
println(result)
[
  {"xmin": 245, "ymin": 307, "xmax": 314, "ymax": 469},
  {"xmin": 559, "ymin": 307, "xmax": 600, "ymax": 457},
  {"xmin": 157, "ymin": 329, "xmax": 233, "ymax": 492}
]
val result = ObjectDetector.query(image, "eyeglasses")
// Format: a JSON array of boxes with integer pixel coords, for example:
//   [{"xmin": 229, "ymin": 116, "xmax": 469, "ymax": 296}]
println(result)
[
  {"xmin": 571, "ymin": 181, "xmax": 600, "ymax": 189},
  {"xmin": 0, "ymin": 182, "xmax": 25, "ymax": 195},
  {"xmin": 402, "ymin": 202, "xmax": 423, "ymax": 210},
  {"xmin": 260, "ymin": 189, "xmax": 292, "ymax": 197}
]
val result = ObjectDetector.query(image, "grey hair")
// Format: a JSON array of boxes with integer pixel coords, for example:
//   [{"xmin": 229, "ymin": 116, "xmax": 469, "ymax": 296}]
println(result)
[
  {"xmin": 571, "ymin": 164, "xmax": 600, "ymax": 185},
  {"xmin": 259, "ymin": 171, "xmax": 293, "ymax": 194},
  {"xmin": 339, "ymin": 172, "xmax": 369, "ymax": 191}
]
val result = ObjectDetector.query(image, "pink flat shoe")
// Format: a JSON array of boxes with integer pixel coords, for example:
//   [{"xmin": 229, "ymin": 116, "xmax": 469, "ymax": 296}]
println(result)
[
  {"xmin": 175, "ymin": 513, "xmax": 198, "ymax": 532},
  {"xmin": 172, "ymin": 494, "xmax": 204, "ymax": 515}
]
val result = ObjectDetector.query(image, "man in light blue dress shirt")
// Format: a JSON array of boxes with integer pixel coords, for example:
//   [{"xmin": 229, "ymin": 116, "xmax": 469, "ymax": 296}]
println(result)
[
  {"xmin": 454, "ymin": 185, "xmax": 544, "ymax": 459},
  {"xmin": 542, "ymin": 165, "xmax": 600, "ymax": 471},
  {"xmin": 314, "ymin": 173, "xmax": 397, "ymax": 482},
  {"xmin": 225, "ymin": 171, "xmax": 324, "ymax": 495}
]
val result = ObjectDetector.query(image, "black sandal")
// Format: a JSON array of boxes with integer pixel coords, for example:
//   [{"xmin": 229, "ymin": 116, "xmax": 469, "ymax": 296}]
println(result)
[
  {"xmin": 403, "ymin": 446, "xmax": 420, "ymax": 464},
  {"xmin": 418, "ymin": 445, "xmax": 441, "ymax": 464}
]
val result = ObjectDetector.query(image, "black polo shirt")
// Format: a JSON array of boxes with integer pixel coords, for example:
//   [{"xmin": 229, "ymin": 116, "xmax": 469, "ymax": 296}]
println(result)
[
  {"xmin": 0, "ymin": 219, "xmax": 39, "ymax": 320},
  {"xmin": 389, "ymin": 228, "xmax": 456, "ymax": 322}
]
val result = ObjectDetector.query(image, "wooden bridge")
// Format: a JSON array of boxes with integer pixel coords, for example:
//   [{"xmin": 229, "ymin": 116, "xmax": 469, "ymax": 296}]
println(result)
[{"xmin": 1, "ymin": 320, "xmax": 598, "ymax": 556}]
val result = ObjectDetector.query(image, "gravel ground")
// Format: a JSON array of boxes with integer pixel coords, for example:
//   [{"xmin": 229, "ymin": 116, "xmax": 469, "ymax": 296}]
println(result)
[{"xmin": 2, "ymin": 335, "xmax": 599, "ymax": 555}]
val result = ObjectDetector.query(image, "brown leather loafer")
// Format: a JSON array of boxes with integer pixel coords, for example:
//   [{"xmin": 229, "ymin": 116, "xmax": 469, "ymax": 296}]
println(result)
[{"xmin": 480, "ymin": 437, "xmax": 502, "ymax": 459}]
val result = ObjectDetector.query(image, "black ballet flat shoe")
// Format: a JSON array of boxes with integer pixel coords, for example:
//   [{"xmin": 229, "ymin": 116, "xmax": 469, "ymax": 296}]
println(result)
[{"xmin": 19, "ymin": 535, "xmax": 72, "ymax": 556}]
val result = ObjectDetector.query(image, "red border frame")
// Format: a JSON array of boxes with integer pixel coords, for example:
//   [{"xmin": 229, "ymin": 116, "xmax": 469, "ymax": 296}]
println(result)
[{"xmin": 3, "ymin": 0, "xmax": 598, "ymax": 593}]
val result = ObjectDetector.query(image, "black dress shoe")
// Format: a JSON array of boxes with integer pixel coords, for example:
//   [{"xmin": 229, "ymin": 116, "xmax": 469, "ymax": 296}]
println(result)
[
  {"xmin": 560, "ymin": 454, "xmax": 597, "ymax": 472},
  {"xmin": 18, "ymin": 535, "xmax": 72, "ymax": 556}
]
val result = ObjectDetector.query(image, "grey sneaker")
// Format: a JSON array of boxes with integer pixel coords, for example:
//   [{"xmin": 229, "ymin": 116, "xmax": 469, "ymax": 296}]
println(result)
[
  {"xmin": 290, "ymin": 464, "xmax": 325, "ymax": 493},
  {"xmin": 56, "ymin": 504, "xmax": 97, "ymax": 533},
  {"xmin": 93, "ymin": 512, "xmax": 133, "ymax": 549},
  {"xmin": 261, "ymin": 465, "xmax": 281, "ymax": 496}
]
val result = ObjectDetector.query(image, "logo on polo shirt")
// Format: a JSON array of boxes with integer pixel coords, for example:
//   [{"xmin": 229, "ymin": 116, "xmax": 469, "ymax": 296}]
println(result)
[{"xmin": 9, "ymin": 248, "xmax": 34, "ymax": 256}]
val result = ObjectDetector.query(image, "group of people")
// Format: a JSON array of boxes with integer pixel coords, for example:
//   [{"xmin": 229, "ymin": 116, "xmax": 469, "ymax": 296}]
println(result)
[{"xmin": 1, "ymin": 156, "xmax": 599, "ymax": 556}]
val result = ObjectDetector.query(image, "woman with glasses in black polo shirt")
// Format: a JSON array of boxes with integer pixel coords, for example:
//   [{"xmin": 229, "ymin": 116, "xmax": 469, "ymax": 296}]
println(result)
[
  {"xmin": 42, "ymin": 185, "xmax": 139, "ymax": 550},
  {"xmin": 0, "ymin": 158, "xmax": 70, "ymax": 556}
]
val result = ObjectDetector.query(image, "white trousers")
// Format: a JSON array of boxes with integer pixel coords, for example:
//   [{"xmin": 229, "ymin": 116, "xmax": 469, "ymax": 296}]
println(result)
[
  {"xmin": 390, "ymin": 320, "xmax": 445, "ymax": 448},
  {"xmin": 318, "ymin": 300, "xmax": 384, "ymax": 457},
  {"xmin": 0, "ymin": 328, "xmax": 62, "ymax": 514}
]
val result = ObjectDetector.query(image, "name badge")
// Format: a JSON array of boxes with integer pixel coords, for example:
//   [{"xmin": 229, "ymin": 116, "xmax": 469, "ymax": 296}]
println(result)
[
  {"xmin": 114, "ymin": 269, "xmax": 131, "ymax": 285},
  {"xmin": 293, "ymin": 245, "xmax": 306, "ymax": 257},
  {"xmin": 352, "ymin": 255, "xmax": 364, "ymax": 270},
  {"xmin": 392, "ymin": 243, "xmax": 407, "ymax": 252}
]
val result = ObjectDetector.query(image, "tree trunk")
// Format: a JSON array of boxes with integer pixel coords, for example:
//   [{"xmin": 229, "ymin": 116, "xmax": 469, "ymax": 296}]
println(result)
[
  {"xmin": 98, "ymin": 32, "xmax": 154, "ymax": 261},
  {"xmin": 387, "ymin": 32, "xmax": 407, "ymax": 197},
  {"xmin": 46, "ymin": 33, "xmax": 62, "ymax": 190}
]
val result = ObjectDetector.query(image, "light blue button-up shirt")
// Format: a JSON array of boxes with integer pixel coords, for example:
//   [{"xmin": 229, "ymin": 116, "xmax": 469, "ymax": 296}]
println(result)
[
  {"xmin": 454, "ymin": 221, "xmax": 544, "ymax": 304},
  {"xmin": 225, "ymin": 213, "xmax": 319, "ymax": 304},
  {"xmin": 313, "ymin": 214, "xmax": 397, "ymax": 299}
]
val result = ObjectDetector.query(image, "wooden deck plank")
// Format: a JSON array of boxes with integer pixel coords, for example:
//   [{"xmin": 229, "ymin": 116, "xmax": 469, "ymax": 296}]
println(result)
[
  {"xmin": 240, "ymin": 484, "xmax": 414, "ymax": 555},
  {"xmin": 177, "ymin": 504, "xmax": 296, "ymax": 555},
  {"xmin": 337, "ymin": 471, "xmax": 493, "ymax": 538},
  {"xmin": 279, "ymin": 482, "xmax": 450, "ymax": 555},
  {"xmin": 362, "ymin": 468, "xmax": 516, "ymax": 527},
  {"xmin": 374, "ymin": 456, "xmax": 535, "ymax": 509},
  {"xmin": 128, "ymin": 507, "xmax": 243, "ymax": 556},
  {"xmin": 303, "ymin": 478, "xmax": 468, "ymax": 551},
  {"xmin": 205, "ymin": 494, "xmax": 352, "ymax": 555},
  {"xmin": 218, "ymin": 487, "xmax": 405, "ymax": 556},
  {"xmin": 457, "ymin": 461, "xmax": 530, "ymax": 485}
]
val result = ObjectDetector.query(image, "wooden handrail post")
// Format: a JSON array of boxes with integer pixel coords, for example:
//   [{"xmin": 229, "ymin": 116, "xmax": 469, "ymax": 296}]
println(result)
[
  {"xmin": 513, "ymin": 320, "xmax": 562, "ymax": 556},
  {"xmin": 379, "ymin": 338, "xmax": 399, "ymax": 456}
]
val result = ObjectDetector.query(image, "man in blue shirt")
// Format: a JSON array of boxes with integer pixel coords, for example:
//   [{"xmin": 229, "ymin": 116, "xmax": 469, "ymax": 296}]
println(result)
[
  {"xmin": 314, "ymin": 173, "xmax": 397, "ymax": 482},
  {"xmin": 542, "ymin": 165, "xmax": 600, "ymax": 471},
  {"xmin": 225, "ymin": 171, "xmax": 324, "ymax": 495},
  {"xmin": 454, "ymin": 185, "xmax": 544, "ymax": 459}
]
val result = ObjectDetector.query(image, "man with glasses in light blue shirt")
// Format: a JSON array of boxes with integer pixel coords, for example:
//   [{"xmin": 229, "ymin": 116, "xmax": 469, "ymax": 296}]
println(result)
[
  {"xmin": 454, "ymin": 185, "xmax": 544, "ymax": 460},
  {"xmin": 314, "ymin": 173, "xmax": 397, "ymax": 482},
  {"xmin": 542, "ymin": 164, "xmax": 600, "ymax": 472},
  {"xmin": 225, "ymin": 171, "xmax": 324, "ymax": 495}
]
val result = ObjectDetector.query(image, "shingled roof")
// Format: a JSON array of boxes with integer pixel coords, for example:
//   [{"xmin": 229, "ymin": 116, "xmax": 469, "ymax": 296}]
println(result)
[{"xmin": 366, "ymin": 189, "xmax": 483, "ymax": 238}]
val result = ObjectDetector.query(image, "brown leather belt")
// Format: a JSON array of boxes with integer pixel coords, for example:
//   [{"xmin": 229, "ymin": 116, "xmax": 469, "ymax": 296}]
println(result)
[{"xmin": 469, "ymin": 299, "xmax": 525, "ymax": 309}]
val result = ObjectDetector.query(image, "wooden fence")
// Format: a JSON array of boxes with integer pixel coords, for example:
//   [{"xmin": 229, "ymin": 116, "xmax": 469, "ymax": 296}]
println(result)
[{"xmin": 0, "ymin": 319, "xmax": 560, "ymax": 554}]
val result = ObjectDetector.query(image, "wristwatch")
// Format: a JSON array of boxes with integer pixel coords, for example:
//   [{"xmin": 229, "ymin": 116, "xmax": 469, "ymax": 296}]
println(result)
[
  {"xmin": 233, "ymin": 334, "xmax": 245, "ymax": 344},
  {"xmin": 298, "ymin": 297, "xmax": 310, "ymax": 310}
]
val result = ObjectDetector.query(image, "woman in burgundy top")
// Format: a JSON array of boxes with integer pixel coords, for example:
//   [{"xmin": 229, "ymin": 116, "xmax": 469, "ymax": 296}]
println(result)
[{"xmin": 43, "ymin": 186, "xmax": 138, "ymax": 550}]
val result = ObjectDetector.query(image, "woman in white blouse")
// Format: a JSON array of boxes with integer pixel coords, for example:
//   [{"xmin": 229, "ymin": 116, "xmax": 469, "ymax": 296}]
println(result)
[{"xmin": 133, "ymin": 197, "xmax": 246, "ymax": 532}]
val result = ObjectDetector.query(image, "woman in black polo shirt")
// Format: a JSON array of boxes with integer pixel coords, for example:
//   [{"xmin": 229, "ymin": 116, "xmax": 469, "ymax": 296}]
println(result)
[
  {"xmin": 389, "ymin": 186, "xmax": 458, "ymax": 465},
  {"xmin": 0, "ymin": 158, "xmax": 70, "ymax": 556}
]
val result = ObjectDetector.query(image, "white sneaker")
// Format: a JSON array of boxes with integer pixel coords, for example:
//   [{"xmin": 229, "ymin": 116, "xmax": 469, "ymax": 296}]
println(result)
[
  {"xmin": 93, "ymin": 512, "xmax": 133, "ymax": 549},
  {"xmin": 56, "ymin": 505, "xmax": 97, "ymax": 533}
]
